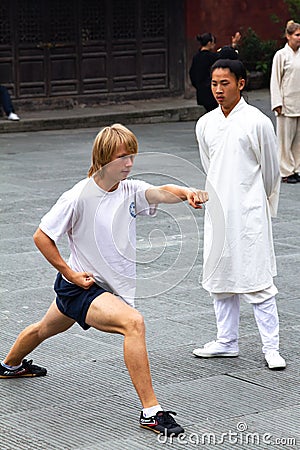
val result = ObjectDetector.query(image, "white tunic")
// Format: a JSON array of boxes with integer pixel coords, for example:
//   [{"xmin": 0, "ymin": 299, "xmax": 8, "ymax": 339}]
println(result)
[
  {"xmin": 270, "ymin": 43, "xmax": 300, "ymax": 116},
  {"xmin": 39, "ymin": 177, "xmax": 156, "ymax": 307},
  {"xmin": 195, "ymin": 98, "xmax": 280, "ymax": 294}
]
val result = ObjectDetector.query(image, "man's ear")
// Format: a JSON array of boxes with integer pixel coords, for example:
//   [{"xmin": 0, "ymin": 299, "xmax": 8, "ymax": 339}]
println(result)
[{"xmin": 238, "ymin": 78, "xmax": 246, "ymax": 90}]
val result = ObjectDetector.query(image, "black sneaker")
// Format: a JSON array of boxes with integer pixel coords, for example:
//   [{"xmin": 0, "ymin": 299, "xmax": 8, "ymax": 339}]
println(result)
[
  {"xmin": 282, "ymin": 174, "xmax": 298, "ymax": 184},
  {"xmin": 0, "ymin": 359, "xmax": 47, "ymax": 378},
  {"xmin": 139, "ymin": 410, "xmax": 184, "ymax": 436},
  {"xmin": 294, "ymin": 173, "xmax": 300, "ymax": 182}
]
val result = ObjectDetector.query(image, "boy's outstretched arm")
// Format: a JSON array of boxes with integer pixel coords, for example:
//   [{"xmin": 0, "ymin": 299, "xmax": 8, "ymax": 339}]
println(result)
[{"xmin": 145, "ymin": 184, "xmax": 208, "ymax": 209}]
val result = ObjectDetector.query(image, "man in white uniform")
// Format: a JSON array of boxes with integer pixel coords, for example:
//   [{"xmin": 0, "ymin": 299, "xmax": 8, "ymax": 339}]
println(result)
[
  {"xmin": 193, "ymin": 59, "xmax": 286, "ymax": 370},
  {"xmin": 270, "ymin": 20, "xmax": 300, "ymax": 184},
  {"xmin": 0, "ymin": 124, "xmax": 208, "ymax": 436}
]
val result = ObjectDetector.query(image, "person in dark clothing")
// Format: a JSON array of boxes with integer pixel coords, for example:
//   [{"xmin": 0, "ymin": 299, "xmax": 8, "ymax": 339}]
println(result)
[
  {"xmin": 0, "ymin": 85, "xmax": 20, "ymax": 120},
  {"xmin": 189, "ymin": 32, "xmax": 218, "ymax": 111},
  {"xmin": 189, "ymin": 31, "xmax": 241, "ymax": 112}
]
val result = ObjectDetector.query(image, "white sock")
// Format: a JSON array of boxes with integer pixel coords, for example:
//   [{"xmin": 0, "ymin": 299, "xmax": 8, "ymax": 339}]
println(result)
[
  {"xmin": 142, "ymin": 404, "xmax": 162, "ymax": 418},
  {"xmin": 1, "ymin": 361, "xmax": 22, "ymax": 370}
]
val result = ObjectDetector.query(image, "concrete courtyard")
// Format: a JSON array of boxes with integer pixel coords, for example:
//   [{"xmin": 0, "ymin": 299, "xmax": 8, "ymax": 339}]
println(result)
[{"xmin": 0, "ymin": 98, "xmax": 300, "ymax": 449}]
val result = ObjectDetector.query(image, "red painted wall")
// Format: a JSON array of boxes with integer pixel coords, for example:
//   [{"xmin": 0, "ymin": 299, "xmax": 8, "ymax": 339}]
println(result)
[
  {"xmin": 185, "ymin": 0, "xmax": 290, "ymax": 95},
  {"xmin": 186, "ymin": 0, "xmax": 289, "ymax": 46}
]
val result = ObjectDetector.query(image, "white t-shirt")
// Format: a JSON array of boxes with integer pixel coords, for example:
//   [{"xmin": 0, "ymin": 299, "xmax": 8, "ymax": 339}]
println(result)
[{"xmin": 39, "ymin": 177, "xmax": 156, "ymax": 306}]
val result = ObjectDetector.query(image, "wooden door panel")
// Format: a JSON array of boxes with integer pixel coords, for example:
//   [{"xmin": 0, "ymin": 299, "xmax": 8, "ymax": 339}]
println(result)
[
  {"xmin": 111, "ymin": 53, "xmax": 138, "ymax": 91},
  {"xmin": 80, "ymin": 1, "xmax": 107, "ymax": 94},
  {"xmin": 142, "ymin": 48, "xmax": 167, "ymax": 88},
  {"xmin": 18, "ymin": 50, "xmax": 46, "ymax": 97},
  {"xmin": 0, "ymin": 1, "xmax": 15, "ymax": 96},
  {"xmin": 81, "ymin": 52, "xmax": 108, "ymax": 93},
  {"xmin": 16, "ymin": 1, "xmax": 47, "ymax": 97}
]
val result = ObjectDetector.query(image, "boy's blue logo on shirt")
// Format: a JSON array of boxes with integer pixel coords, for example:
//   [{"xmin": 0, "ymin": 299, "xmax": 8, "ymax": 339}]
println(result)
[{"xmin": 129, "ymin": 201, "xmax": 136, "ymax": 218}]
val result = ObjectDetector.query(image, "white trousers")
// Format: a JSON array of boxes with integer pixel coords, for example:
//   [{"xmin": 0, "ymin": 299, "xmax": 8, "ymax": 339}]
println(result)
[
  {"xmin": 213, "ymin": 295, "xmax": 279, "ymax": 354},
  {"xmin": 277, "ymin": 115, "xmax": 300, "ymax": 177}
]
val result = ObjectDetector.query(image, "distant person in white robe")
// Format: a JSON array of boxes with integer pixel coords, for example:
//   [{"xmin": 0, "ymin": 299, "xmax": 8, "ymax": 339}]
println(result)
[
  {"xmin": 193, "ymin": 58, "xmax": 286, "ymax": 370},
  {"xmin": 270, "ymin": 20, "xmax": 300, "ymax": 184}
]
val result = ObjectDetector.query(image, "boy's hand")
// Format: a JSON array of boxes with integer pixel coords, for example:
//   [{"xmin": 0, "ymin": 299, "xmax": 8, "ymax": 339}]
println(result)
[
  {"xmin": 187, "ymin": 189, "xmax": 209, "ymax": 209},
  {"xmin": 67, "ymin": 271, "xmax": 95, "ymax": 289}
]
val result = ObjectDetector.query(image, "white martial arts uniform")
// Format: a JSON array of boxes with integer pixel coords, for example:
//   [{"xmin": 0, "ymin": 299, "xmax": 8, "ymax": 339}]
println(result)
[
  {"xmin": 196, "ymin": 97, "xmax": 281, "ymax": 353},
  {"xmin": 270, "ymin": 43, "xmax": 300, "ymax": 177}
]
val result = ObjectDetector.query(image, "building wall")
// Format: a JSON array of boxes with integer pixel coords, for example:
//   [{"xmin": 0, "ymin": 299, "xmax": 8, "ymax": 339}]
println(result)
[{"xmin": 185, "ymin": 0, "xmax": 290, "ymax": 96}]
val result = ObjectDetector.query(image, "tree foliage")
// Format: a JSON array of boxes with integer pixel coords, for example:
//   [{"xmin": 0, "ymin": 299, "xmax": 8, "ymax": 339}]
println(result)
[
  {"xmin": 238, "ymin": 28, "xmax": 278, "ymax": 84},
  {"xmin": 284, "ymin": 0, "xmax": 300, "ymax": 22}
]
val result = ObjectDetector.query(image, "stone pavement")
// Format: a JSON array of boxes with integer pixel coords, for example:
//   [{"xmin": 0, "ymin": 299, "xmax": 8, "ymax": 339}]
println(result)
[{"xmin": 0, "ymin": 92, "xmax": 300, "ymax": 450}]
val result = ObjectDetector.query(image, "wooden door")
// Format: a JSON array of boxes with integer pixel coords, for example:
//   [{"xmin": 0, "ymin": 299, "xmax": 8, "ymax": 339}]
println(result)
[
  {"xmin": 16, "ymin": 0, "xmax": 78, "ymax": 98},
  {"xmin": 0, "ymin": 0, "xmax": 184, "ymax": 104}
]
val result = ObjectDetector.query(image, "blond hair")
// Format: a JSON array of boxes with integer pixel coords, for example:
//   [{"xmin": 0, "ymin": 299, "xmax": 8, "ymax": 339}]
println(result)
[
  {"xmin": 285, "ymin": 20, "xmax": 300, "ymax": 35},
  {"xmin": 88, "ymin": 124, "xmax": 138, "ymax": 177}
]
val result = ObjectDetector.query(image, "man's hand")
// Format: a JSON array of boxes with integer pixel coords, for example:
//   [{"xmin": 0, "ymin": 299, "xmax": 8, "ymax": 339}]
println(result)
[
  {"xmin": 274, "ymin": 106, "xmax": 282, "ymax": 115},
  {"xmin": 186, "ymin": 189, "xmax": 209, "ymax": 209}
]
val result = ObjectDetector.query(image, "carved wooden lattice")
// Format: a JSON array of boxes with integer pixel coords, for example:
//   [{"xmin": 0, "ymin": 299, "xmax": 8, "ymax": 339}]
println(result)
[
  {"xmin": 142, "ymin": 0, "xmax": 166, "ymax": 38},
  {"xmin": 0, "ymin": 2, "xmax": 11, "ymax": 45},
  {"xmin": 112, "ymin": 0, "xmax": 136, "ymax": 39},
  {"xmin": 17, "ymin": 0, "xmax": 43, "ymax": 43},
  {"xmin": 81, "ymin": 0, "xmax": 106, "ymax": 42},
  {"xmin": 48, "ymin": 0, "xmax": 76, "ymax": 43}
]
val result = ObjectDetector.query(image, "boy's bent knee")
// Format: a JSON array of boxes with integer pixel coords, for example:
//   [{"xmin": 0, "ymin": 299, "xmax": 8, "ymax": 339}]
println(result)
[{"xmin": 125, "ymin": 311, "xmax": 145, "ymax": 335}]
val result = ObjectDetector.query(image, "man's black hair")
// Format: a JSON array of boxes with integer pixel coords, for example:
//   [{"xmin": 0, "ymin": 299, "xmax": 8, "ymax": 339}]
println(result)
[{"xmin": 211, "ymin": 59, "xmax": 247, "ymax": 84}]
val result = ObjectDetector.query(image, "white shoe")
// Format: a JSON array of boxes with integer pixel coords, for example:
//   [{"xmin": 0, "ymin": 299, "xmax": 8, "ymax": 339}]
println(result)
[
  {"xmin": 265, "ymin": 350, "xmax": 286, "ymax": 370},
  {"xmin": 193, "ymin": 341, "xmax": 239, "ymax": 358},
  {"xmin": 8, "ymin": 112, "xmax": 20, "ymax": 121}
]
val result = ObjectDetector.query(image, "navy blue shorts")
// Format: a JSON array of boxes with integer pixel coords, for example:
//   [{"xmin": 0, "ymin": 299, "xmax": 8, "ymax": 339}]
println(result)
[{"xmin": 54, "ymin": 273, "xmax": 107, "ymax": 330}]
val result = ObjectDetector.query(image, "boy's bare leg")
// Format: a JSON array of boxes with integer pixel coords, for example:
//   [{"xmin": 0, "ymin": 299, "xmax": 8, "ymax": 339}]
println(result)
[
  {"xmin": 86, "ymin": 293, "xmax": 159, "ymax": 408},
  {"xmin": 4, "ymin": 293, "xmax": 159, "ymax": 407},
  {"xmin": 3, "ymin": 301, "xmax": 75, "ymax": 366}
]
